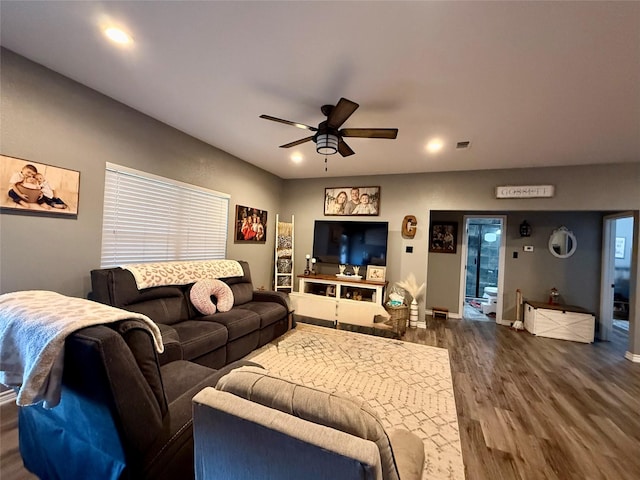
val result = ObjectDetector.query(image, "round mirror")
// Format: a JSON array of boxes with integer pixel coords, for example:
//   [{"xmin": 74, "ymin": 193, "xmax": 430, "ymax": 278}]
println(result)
[{"xmin": 548, "ymin": 226, "xmax": 577, "ymax": 258}]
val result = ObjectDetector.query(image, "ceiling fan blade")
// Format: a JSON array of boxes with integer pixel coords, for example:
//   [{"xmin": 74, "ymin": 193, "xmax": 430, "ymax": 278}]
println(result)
[
  {"xmin": 260, "ymin": 115, "xmax": 317, "ymax": 131},
  {"xmin": 338, "ymin": 139, "xmax": 355, "ymax": 157},
  {"xmin": 340, "ymin": 128, "xmax": 398, "ymax": 139},
  {"xmin": 327, "ymin": 98, "xmax": 359, "ymax": 129},
  {"xmin": 279, "ymin": 136, "xmax": 314, "ymax": 148}
]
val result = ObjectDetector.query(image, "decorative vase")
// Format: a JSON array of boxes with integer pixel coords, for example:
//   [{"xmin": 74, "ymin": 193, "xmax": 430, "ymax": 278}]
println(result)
[{"xmin": 409, "ymin": 298, "xmax": 418, "ymax": 328}]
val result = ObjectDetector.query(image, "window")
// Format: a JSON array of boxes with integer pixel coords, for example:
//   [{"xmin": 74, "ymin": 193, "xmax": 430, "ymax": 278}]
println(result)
[{"xmin": 100, "ymin": 163, "xmax": 229, "ymax": 267}]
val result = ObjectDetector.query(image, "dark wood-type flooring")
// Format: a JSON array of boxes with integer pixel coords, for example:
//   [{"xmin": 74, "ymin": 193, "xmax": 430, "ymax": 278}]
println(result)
[{"xmin": 1, "ymin": 318, "xmax": 639, "ymax": 480}]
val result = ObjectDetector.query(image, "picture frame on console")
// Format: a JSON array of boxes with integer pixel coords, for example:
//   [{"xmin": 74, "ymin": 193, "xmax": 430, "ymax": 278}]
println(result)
[
  {"xmin": 324, "ymin": 186, "xmax": 380, "ymax": 216},
  {"xmin": 366, "ymin": 265, "xmax": 386, "ymax": 282},
  {"xmin": 235, "ymin": 204, "xmax": 268, "ymax": 243},
  {"xmin": 429, "ymin": 221, "xmax": 458, "ymax": 254},
  {"xmin": 1, "ymin": 154, "xmax": 80, "ymax": 217}
]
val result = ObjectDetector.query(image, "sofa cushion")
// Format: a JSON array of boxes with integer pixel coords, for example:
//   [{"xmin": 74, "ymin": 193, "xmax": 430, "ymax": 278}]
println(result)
[
  {"xmin": 235, "ymin": 302, "xmax": 287, "ymax": 328},
  {"xmin": 95, "ymin": 268, "xmax": 184, "ymax": 307},
  {"xmin": 124, "ymin": 295, "xmax": 191, "ymax": 326},
  {"xmin": 171, "ymin": 321, "xmax": 228, "ymax": 361},
  {"xmin": 216, "ymin": 366, "xmax": 400, "ymax": 480},
  {"xmin": 190, "ymin": 279, "xmax": 234, "ymax": 315},
  {"xmin": 229, "ymin": 282, "xmax": 253, "ymax": 306},
  {"xmin": 200, "ymin": 309, "xmax": 260, "ymax": 341}
]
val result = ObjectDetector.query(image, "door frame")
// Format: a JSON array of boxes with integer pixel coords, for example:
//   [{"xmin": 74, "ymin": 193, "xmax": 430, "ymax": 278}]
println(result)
[
  {"xmin": 459, "ymin": 215, "xmax": 508, "ymax": 325},
  {"xmin": 600, "ymin": 212, "xmax": 634, "ymax": 340}
]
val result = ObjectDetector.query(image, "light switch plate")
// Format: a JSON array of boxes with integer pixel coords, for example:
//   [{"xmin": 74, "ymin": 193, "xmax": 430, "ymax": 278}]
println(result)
[{"xmin": 523, "ymin": 245, "xmax": 534, "ymax": 252}]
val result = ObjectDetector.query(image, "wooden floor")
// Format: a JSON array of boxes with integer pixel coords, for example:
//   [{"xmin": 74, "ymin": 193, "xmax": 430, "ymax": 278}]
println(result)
[{"xmin": 1, "ymin": 318, "xmax": 639, "ymax": 480}]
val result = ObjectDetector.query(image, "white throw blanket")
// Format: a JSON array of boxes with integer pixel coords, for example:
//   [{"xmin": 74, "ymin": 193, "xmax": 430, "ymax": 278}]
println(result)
[
  {"xmin": 0, "ymin": 290, "xmax": 163, "ymax": 408},
  {"xmin": 122, "ymin": 259, "xmax": 245, "ymax": 289}
]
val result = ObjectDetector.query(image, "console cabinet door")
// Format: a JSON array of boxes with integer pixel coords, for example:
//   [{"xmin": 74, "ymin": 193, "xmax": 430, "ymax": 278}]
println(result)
[{"xmin": 290, "ymin": 293, "xmax": 337, "ymax": 323}]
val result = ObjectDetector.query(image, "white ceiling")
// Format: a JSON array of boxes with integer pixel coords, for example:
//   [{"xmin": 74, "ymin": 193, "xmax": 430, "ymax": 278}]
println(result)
[{"xmin": 1, "ymin": 1, "xmax": 639, "ymax": 179}]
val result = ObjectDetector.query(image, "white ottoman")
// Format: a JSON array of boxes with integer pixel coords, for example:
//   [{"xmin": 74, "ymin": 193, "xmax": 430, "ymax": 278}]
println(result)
[{"xmin": 481, "ymin": 287, "xmax": 498, "ymax": 314}]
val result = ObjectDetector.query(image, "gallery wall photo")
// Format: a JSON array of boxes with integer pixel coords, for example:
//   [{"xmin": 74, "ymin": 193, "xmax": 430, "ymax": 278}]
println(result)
[
  {"xmin": 235, "ymin": 204, "xmax": 267, "ymax": 243},
  {"xmin": 324, "ymin": 186, "xmax": 380, "ymax": 216},
  {"xmin": 1, "ymin": 155, "xmax": 80, "ymax": 217}
]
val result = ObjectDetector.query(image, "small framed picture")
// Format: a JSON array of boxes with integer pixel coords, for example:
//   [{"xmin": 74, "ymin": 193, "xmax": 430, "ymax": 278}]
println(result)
[
  {"xmin": 429, "ymin": 222, "xmax": 458, "ymax": 254},
  {"xmin": 366, "ymin": 265, "xmax": 387, "ymax": 282}
]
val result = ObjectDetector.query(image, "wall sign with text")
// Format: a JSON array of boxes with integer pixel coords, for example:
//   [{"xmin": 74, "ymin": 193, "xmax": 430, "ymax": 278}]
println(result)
[{"xmin": 495, "ymin": 185, "xmax": 554, "ymax": 199}]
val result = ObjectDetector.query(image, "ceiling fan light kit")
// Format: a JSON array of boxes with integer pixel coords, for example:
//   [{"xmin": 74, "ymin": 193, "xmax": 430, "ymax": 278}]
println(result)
[
  {"xmin": 316, "ymin": 133, "xmax": 339, "ymax": 155},
  {"xmin": 260, "ymin": 97, "xmax": 398, "ymax": 158}
]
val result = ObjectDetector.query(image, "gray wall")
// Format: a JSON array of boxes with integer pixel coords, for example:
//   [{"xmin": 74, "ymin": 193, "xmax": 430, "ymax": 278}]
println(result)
[
  {"xmin": 427, "ymin": 210, "xmax": 603, "ymax": 318},
  {"xmin": 502, "ymin": 212, "xmax": 603, "ymax": 317},
  {"xmin": 278, "ymin": 166, "xmax": 639, "ymax": 342},
  {"xmin": 2, "ymin": 49, "xmax": 640, "ymax": 355},
  {"xmin": 1, "ymin": 49, "xmax": 283, "ymax": 296}
]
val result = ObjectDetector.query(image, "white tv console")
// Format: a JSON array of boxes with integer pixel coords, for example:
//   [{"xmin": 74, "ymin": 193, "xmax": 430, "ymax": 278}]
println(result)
[
  {"xmin": 289, "ymin": 274, "xmax": 389, "ymax": 328},
  {"xmin": 523, "ymin": 301, "xmax": 595, "ymax": 343}
]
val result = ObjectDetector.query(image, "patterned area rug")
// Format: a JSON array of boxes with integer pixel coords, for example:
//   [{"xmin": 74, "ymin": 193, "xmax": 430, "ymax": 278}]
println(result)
[{"xmin": 246, "ymin": 323, "xmax": 465, "ymax": 480}]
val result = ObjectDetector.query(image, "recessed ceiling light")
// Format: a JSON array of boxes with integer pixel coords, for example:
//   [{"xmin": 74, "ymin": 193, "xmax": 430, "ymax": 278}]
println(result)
[
  {"xmin": 104, "ymin": 27, "xmax": 132, "ymax": 45},
  {"xmin": 290, "ymin": 153, "xmax": 303, "ymax": 164},
  {"xmin": 426, "ymin": 139, "xmax": 443, "ymax": 153}
]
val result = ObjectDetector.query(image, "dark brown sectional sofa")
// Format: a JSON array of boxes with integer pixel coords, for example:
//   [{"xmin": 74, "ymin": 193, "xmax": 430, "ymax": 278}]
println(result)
[
  {"xmin": 89, "ymin": 260, "xmax": 291, "ymax": 368},
  {"xmin": 18, "ymin": 260, "xmax": 291, "ymax": 480}
]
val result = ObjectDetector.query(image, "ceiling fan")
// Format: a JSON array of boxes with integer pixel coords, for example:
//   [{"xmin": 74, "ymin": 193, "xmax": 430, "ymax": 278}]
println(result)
[{"xmin": 260, "ymin": 97, "xmax": 398, "ymax": 157}]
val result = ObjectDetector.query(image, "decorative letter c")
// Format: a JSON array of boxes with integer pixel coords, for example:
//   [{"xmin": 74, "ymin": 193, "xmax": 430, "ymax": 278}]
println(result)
[{"xmin": 402, "ymin": 215, "xmax": 417, "ymax": 238}]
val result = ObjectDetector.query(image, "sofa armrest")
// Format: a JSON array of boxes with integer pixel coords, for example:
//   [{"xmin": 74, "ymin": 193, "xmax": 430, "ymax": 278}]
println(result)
[
  {"xmin": 252, "ymin": 290, "xmax": 291, "ymax": 311},
  {"xmin": 193, "ymin": 388, "xmax": 383, "ymax": 480},
  {"xmin": 387, "ymin": 429, "xmax": 425, "ymax": 480},
  {"xmin": 155, "ymin": 323, "xmax": 183, "ymax": 365}
]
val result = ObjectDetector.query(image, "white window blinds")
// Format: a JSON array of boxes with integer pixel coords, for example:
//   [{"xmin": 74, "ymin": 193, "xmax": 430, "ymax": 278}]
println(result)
[{"xmin": 100, "ymin": 163, "xmax": 229, "ymax": 268}]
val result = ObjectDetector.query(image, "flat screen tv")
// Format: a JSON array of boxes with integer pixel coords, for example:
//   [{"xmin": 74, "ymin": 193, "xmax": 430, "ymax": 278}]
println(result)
[{"xmin": 312, "ymin": 220, "xmax": 389, "ymax": 267}]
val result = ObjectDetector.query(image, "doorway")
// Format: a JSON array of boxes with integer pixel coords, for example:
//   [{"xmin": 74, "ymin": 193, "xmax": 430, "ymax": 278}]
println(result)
[
  {"xmin": 459, "ymin": 216, "xmax": 506, "ymax": 323},
  {"xmin": 600, "ymin": 213, "xmax": 634, "ymax": 341}
]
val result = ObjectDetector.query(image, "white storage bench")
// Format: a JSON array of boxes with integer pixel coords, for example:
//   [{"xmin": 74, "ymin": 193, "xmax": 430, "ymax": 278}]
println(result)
[{"xmin": 524, "ymin": 301, "xmax": 595, "ymax": 343}]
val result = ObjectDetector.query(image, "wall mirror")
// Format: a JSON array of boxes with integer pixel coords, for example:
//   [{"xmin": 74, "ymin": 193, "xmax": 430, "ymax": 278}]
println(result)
[{"xmin": 549, "ymin": 226, "xmax": 577, "ymax": 258}]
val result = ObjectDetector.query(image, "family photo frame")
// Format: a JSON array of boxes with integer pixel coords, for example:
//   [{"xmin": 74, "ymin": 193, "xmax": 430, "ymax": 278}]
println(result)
[
  {"xmin": 234, "ymin": 205, "xmax": 268, "ymax": 243},
  {"xmin": 429, "ymin": 221, "xmax": 458, "ymax": 254},
  {"xmin": 366, "ymin": 265, "xmax": 386, "ymax": 282},
  {"xmin": 1, "ymin": 154, "xmax": 80, "ymax": 217},
  {"xmin": 324, "ymin": 186, "xmax": 380, "ymax": 216}
]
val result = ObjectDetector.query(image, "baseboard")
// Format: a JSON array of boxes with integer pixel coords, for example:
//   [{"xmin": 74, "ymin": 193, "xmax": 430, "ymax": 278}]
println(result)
[
  {"xmin": 425, "ymin": 309, "xmax": 461, "ymax": 320},
  {"xmin": 0, "ymin": 389, "xmax": 17, "ymax": 406},
  {"xmin": 426, "ymin": 309, "xmax": 459, "ymax": 320},
  {"xmin": 625, "ymin": 351, "xmax": 640, "ymax": 363},
  {"xmin": 293, "ymin": 315, "xmax": 337, "ymax": 329}
]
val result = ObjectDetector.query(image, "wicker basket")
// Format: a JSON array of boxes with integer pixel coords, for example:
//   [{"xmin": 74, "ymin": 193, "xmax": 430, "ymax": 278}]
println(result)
[{"xmin": 385, "ymin": 305, "xmax": 408, "ymax": 336}]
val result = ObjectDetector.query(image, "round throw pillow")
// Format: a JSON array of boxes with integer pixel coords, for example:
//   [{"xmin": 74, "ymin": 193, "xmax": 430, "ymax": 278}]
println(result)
[{"xmin": 190, "ymin": 279, "xmax": 234, "ymax": 315}]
